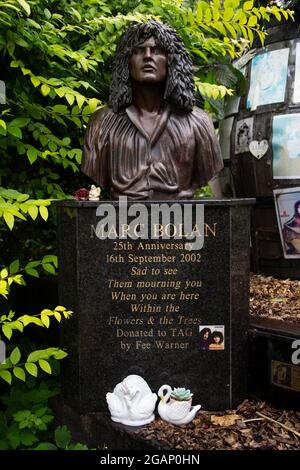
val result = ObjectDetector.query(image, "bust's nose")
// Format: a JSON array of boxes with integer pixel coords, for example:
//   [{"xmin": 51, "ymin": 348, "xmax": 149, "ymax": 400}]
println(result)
[{"xmin": 144, "ymin": 47, "xmax": 152, "ymax": 59}]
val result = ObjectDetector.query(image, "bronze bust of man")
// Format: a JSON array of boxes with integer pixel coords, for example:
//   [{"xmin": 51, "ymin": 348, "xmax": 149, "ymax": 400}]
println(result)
[{"xmin": 82, "ymin": 20, "xmax": 223, "ymax": 200}]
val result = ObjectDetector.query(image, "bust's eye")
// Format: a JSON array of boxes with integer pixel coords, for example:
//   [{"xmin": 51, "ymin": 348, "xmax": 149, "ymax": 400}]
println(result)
[
  {"xmin": 132, "ymin": 47, "xmax": 142, "ymax": 54},
  {"xmin": 152, "ymin": 47, "xmax": 164, "ymax": 55}
]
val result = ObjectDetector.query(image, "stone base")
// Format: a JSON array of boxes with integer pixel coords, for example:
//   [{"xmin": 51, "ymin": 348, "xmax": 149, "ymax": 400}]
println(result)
[
  {"xmin": 52, "ymin": 398, "xmax": 167, "ymax": 450},
  {"xmin": 56, "ymin": 199, "xmax": 254, "ymax": 414},
  {"xmin": 249, "ymin": 318, "xmax": 300, "ymax": 410}
]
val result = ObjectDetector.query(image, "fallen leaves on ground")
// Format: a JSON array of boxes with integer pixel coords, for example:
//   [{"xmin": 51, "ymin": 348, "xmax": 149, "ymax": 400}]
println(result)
[
  {"xmin": 250, "ymin": 273, "xmax": 300, "ymax": 323},
  {"xmin": 134, "ymin": 400, "xmax": 300, "ymax": 450},
  {"xmin": 210, "ymin": 414, "xmax": 240, "ymax": 427}
]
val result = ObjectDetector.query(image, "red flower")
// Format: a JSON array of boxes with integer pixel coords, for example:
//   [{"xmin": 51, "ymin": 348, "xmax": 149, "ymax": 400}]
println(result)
[{"xmin": 75, "ymin": 188, "xmax": 89, "ymax": 201}]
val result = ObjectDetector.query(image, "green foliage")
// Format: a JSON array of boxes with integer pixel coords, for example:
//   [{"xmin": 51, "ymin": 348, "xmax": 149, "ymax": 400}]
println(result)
[
  {"xmin": 0, "ymin": 307, "xmax": 72, "ymax": 384},
  {"xmin": 194, "ymin": 185, "xmax": 214, "ymax": 198},
  {"xmin": 0, "ymin": 380, "xmax": 90, "ymax": 450},
  {"xmin": 0, "ymin": 0, "xmax": 292, "ymax": 232}
]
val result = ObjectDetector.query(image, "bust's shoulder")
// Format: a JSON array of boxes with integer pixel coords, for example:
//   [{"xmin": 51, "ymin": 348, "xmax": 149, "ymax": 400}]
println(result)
[
  {"xmin": 190, "ymin": 106, "xmax": 213, "ymax": 123},
  {"xmin": 88, "ymin": 106, "xmax": 116, "ymax": 125}
]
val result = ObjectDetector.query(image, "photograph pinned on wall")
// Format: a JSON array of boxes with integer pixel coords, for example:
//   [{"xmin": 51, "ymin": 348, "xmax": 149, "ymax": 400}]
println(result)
[
  {"xmin": 199, "ymin": 325, "xmax": 225, "ymax": 351},
  {"xmin": 271, "ymin": 360, "xmax": 300, "ymax": 392},
  {"xmin": 219, "ymin": 117, "xmax": 234, "ymax": 160},
  {"xmin": 272, "ymin": 114, "xmax": 300, "ymax": 179},
  {"xmin": 247, "ymin": 48, "xmax": 289, "ymax": 111},
  {"xmin": 235, "ymin": 117, "xmax": 253, "ymax": 154},
  {"xmin": 274, "ymin": 187, "xmax": 300, "ymax": 259},
  {"xmin": 271, "ymin": 361, "xmax": 292, "ymax": 390},
  {"xmin": 224, "ymin": 66, "xmax": 245, "ymax": 117},
  {"xmin": 293, "ymin": 42, "xmax": 300, "ymax": 103},
  {"xmin": 224, "ymin": 95, "xmax": 241, "ymax": 117}
]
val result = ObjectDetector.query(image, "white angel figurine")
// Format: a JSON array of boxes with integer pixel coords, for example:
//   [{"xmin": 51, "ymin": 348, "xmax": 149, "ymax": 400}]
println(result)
[{"xmin": 88, "ymin": 184, "xmax": 101, "ymax": 201}]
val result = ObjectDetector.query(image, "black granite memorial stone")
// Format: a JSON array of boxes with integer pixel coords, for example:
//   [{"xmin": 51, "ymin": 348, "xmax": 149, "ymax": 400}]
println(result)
[
  {"xmin": 56, "ymin": 199, "xmax": 254, "ymax": 415},
  {"xmin": 249, "ymin": 318, "xmax": 300, "ymax": 410}
]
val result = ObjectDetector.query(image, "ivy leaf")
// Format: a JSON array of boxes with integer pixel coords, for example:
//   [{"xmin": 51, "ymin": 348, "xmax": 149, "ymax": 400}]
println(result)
[
  {"xmin": 34, "ymin": 443, "xmax": 57, "ymax": 450},
  {"xmin": 13, "ymin": 367, "xmax": 26, "ymax": 382},
  {"xmin": 0, "ymin": 370, "xmax": 12, "ymax": 384},
  {"xmin": 9, "ymin": 118, "xmax": 30, "ymax": 128},
  {"xmin": 41, "ymin": 313, "xmax": 50, "ymax": 328},
  {"xmin": 25, "ymin": 261, "xmax": 41, "ymax": 268},
  {"xmin": 44, "ymin": 8, "xmax": 51, "ymax": 20},
  {"xmin": 65, "ymin": 94, "xmax": 75, "ymax": 106},
  {"xmin": 24, "ymin": 267, "xmax": 39, "ymax": 278},
  {"xmin": 42, "ymin": 255, "xmax": 58, "ymax": 267},
  {"xmin": 28, "ymin": 205, "xmax": 39, "ymax": 220},
  {"xmin": 30, "ymin": 76, "xmax": 41, "ymax": 87},
  {"xmin": 38, "ymin": 359, "xmax": 52, "ymax": 374},
  {"xmin": 10, "ymin": 347, "xmax": 21, "ymax": 365},
  {"xmin": 54, "ymin": 425, "xmax": 71, "ymax": 449},
  {"xmin": 20, "ymin": 430, "xmax": 39, "ymax": 446},
  {"xmin": 76, "ymin": 95, "xmax": 85, "ymax": 109},
  {"xmin": 27, "ymin": 148, "xmax": 38, "ymax": 164},
  {"xmin": 16, "ymin": 0, "xmax": 31, "ymax": 16},
  {"xmin": 41, "ymin": 84, "xmax": 50, "ymax": 96},
  {"xmin": 39, "ymin": 206, "xmax": 48, "ymax": 221},
  {"xmin": 53, "ymin": 350, "xmax": 68, "ymax": 360},
  {"xmin": 42, "ymin": 263, "xmax": 56, "ymax": 275},
  {"xmin": 9, "ymin": 259, "xmax": 20, "ymax": 274},
  {"xmin": 54, "ymin": 311, "xmax": 61, "ymax": 322},
  {"xmin": 248, "ymin": 16, "xmax": 257, "ymax": 27},
  {"xmin": 243, "ymin": 0, "xmax": 254, "ymax": 10},
  {"xmin": 7, "ymin": 127, "xmax": 22, "ymax": 139},
  {"xmin": 55, "ymin": 306, "xmax": 66, "ymax": 312},
  {"xmin": 2, "ymin": 324, "xmax": 12, "ymax": 340},
  {"xmin": 3, "ymin": 212, "xmax": 15, "ymax": 230},
  {"xmin": 0, "ymin": 268, "xmax": 8, "ymax": 279},
  {"xmin": 25, "ymin": 362, "xmax": 38, "ymax": 377}
]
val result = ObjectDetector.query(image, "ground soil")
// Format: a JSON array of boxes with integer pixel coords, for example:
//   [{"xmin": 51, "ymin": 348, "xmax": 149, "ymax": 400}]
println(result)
[
  {"xmin": 135, "ymin": 399, "xmax": 300, "ymax": 450},
  {"xmin": 250, "ymin": 273, "xmax": 300, "ymax": 324},
  {"xmin": 135, "ymin": 274, "xmax": 300, "ymax": 450}
]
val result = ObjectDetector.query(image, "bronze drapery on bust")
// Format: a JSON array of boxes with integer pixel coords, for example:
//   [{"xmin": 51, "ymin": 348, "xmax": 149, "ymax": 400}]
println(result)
[{"xmin": 82, "ymin": 20, "xmax": 224, "ymax": 200}]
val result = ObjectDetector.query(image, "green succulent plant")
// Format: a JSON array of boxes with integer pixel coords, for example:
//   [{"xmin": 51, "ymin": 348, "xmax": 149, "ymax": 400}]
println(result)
[{"xmin": 171, "ymin": 387, "xmax": 193, "ymax": 401}]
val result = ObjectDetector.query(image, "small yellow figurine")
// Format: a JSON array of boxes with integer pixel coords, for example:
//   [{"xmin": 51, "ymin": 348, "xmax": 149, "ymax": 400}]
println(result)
[{"xmin": 88, "ymin": 184, "xmax": 101, "ymax": 201}]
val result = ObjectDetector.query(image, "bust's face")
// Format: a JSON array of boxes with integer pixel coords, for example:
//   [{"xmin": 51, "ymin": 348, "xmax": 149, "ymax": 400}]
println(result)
[{"xmin": 129, "ymin": 36, "xmax": 167, "ymax": 84}]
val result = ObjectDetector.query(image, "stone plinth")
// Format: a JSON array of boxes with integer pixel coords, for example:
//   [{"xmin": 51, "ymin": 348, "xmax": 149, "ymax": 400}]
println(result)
[{"xmin": 56, "ymin": 199, "xmax": 254, "ymax": 415}]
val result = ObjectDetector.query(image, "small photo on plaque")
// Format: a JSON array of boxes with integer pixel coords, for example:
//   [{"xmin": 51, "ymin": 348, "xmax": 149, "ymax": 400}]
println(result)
[
  {"xmin": 271, "ymin": 360, "xmax": 300, "ymax": 392},
  {"xmin": 199, "ymin": 325, "xmax": 225, "ymax": 351},
  {"xmin": 235, "ymin": 117, "xmax": 253, "ymax": 154},
  {"xmin": 274, "ymin": 187, "xmax": 300, "ymax": 259},
  {"xmin": 271, "ymin": 361, "xmax": 292, "ymax": 388}
]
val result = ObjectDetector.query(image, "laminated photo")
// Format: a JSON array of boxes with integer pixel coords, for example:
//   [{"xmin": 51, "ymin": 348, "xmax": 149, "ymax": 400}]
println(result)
[
  {"xmin": 235, "ymin": 117, "xmax": 253, "ymax": 154},
  {"xmin": 272, "ymin": 114, "xmax": 300, "ymax": 179},
  {"xmin": 293, "ymin": 42, "xmax": 300, "ymax": 103},
  {"xmin": 199, "ymin": 325, "xmax": 225, "ymax": 351},
  {"xmin": 247, "ymin": 48, "xmax": 289, "ymax": 110},
  {"xmin": 219, "ymin": 117, "xmax": 234, "ymax": 160},
  {"xmin": 274, "ymin": 187, "xmax": 300, "ymax": 259}
]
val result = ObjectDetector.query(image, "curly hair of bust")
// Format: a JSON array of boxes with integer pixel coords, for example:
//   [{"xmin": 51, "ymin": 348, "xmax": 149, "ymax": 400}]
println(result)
[{"xmin": 109, "ymin": 20, "xmax": 195, "ymax": 113}]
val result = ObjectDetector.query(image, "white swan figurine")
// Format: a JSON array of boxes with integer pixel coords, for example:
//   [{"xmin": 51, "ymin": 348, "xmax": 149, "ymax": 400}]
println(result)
[
  {"xmin": 106, "ymin": 375, "xmax": 157, "ymax": 426},
  {"xmin": 158, "ymin": 384, "xmax": 201, "ymax": 425}
]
